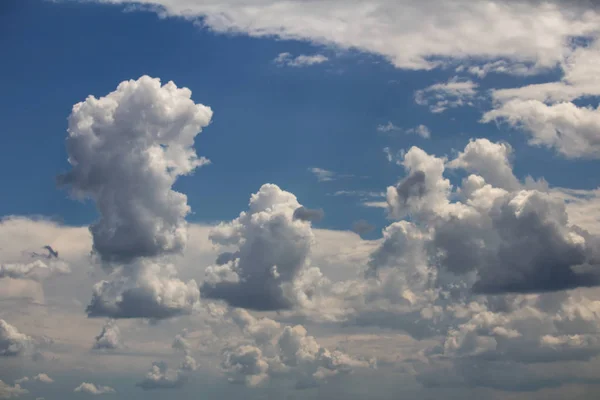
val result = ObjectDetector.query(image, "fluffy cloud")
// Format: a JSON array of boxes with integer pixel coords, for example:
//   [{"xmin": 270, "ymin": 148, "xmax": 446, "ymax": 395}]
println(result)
[
  {"xmin": 81, "ymin": 1, "xmax": 600, "ymax": 71},
  {"xmin": 483, "ymin": 100, "xmax": 600, "ymax": 159},
  {"xmin": 59, "ymin": 75, "xmax": 212, "ymax": 264},
  {"xmin": 0, "ymin": 320, "xmax": 32, "ymax": 356},
  {"xmin": 58, "ymin": 76, "xmax": 210, "ymax": 320},
  {"xmin": 273, "ymin": 52, "xmax": 328, "ymax": 67},
  {"xmin": 0, "ymin": 381, "xmax": 27, "ymax": 399},
  {"xmin": 74, "ymin": 383, "xmax": 115, "ymax": 395},
  {"xmin": 86, "ymin": 261, "xmax": 200, "ymax": 319},
  {"xmin": 93, "ymin": 320, "xmax": 122, "ymax": 350},
  {"xmin": 414, "ymin": 78, "xmax": 478, "ymax": 113},
  {"xmin": 201, "ymin": 184, "xmax": 324, "ymax": 311},
  {"xmin": 221, "ymin": 309, "xmax": 373, "ymax": 389}
]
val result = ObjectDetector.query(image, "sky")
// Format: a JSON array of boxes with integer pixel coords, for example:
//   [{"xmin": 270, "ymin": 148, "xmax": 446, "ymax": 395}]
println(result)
[{"xmin": 3, "ymin": 0, "xmax": 600, "ymax": 399}]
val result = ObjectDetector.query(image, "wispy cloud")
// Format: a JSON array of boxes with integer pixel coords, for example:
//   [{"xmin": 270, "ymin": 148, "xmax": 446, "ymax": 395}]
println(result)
[
  {"xmin": 377, "ymin": 123, "xmax": 431, "ymax": 138},
  {"xmin": 415, "ymin": 77, "xmax": 478, "ymax": 113},
  {"xmin": 308, "ymin": 168, "xmax": 357, "ymax": 182},
  {"xmin": 274, "ymin": 52, "xmax": 329, "ymax": 68}
]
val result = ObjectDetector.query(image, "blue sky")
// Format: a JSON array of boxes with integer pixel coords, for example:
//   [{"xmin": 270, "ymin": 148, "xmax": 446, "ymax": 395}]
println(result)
[
  {"xmin": 4, "ymin": 1, "xmax": 600, "ymax": 399},
  {"xmin": 4, "ymin": 0, "xmax": 599, "ymax": 235}
]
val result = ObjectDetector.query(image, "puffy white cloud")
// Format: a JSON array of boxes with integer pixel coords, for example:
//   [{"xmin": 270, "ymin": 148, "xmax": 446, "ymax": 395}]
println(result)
[
  {"xmin": 221, "ymin": 309, "xmax": 373, "ymax": 389},
  {"xmin": 447, "ymin": 138, "xmax": 520, "ymax": 191},
  {"xmin": 415, "ymin": 78, "xmax": 478, "ymax": 113},
  {"xmin": 0, "ymin": 381, "xmax": 27, "ymax": 399},
  {"xmin": 58, "ymin": 76, "xmax": 211, "ymax": 320},
  {"xmin": 201, "ymin": 184, "xmax": 324, "ymax": 311},
  {"xmin": 59, "ymin": 75, "xmax": 212, "ymax": 264},
  {"xmin": 87, "ymin": 260, "xmax": 200, "ymax": 319},
  {"xmin": 93, "ymin": 320, "xmax": 122, "ymax": 350},
  {"xmin": 80, "ymin": 1, "xmax": 600, "ymax": 71},
  {"xmin": 74, "ymin": 383, "xmax": 115, "ymax": 395},
  {"xmin": 274, "ymin": 52, "xmax": 328, "ymax": 67},
  {"xmin": 0, "ymin": 320, "xmax": 32, "ymax": 356},
  {"xmin": 483, "ymin": 100, "xmax": 600, "ymax": 159}
]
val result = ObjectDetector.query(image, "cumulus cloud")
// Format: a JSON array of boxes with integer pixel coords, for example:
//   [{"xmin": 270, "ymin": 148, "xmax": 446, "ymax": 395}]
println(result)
[
  {"xmin": 0, "ymin": 381, "xmax": 27, "ymax": 399},
  {"xmin": 59, "ymin": 75, "xmax": 212, "ymax": 264},
  {"xmin": 93, "ymin": 320, "xmax": 122, "ymax": 350},
  {"xmin": 274, "ymin": 52, "xmax": 328, "ymax": 67},
  {"xmin": 78, "ymin": 0, "xmax": 600, "ymax": 71},
  {"xmin": 221, "ymin": 309, "xmax": 373, "ymax": 389},
  {"xmin": 58, "ymin": 76, "xmax": 210, "ymax": 320},
  {"xmin": 201, "ymin": 184, "xmax": 324, "ymax": 311},
  {"xmin": 86, "ymin": 261, "xmax": 200, "ymax": 319},
  {"xmin": 0, "ymin": 320, "xmax": 32, "ymax": 356},
  {"xmin": 415, "ymin": 78, "xmax": 478, "ymax": 113},
  {"xmin": 74, "ymin": 383, "xmax": 115, "ymax": 395}
]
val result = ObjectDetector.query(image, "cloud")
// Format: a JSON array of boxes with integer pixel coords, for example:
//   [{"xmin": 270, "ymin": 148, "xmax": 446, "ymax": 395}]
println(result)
[
  {"xmin": 447, "ymin": 138, "xmax": 520, "ymax": 190},
  {"xmin": 201, "ymin": 184, "xmax": 324, "ymax": 311},
  {"xmin": 0, "ymin": 259, "xmax": 70, "ymax": 282},
  {"xmin": 58, "ymin": 75, "xmax": 212, "ymax": 264},
  {"xmin": 93, "ymin": 320, "xmax": 122, "ymax": 350},
  {"xmin": 78, "ymin": 0, "xmax": 600, "ymax": 71},
  {"xmin": 482, "ymin": 100, "xmax": 600, "ymax": 159},
  {"xmin": 221, "ymin": 310, "xmax": 373, "ymax": 389},
  {"xmin": 0, "ymin": 381, "xmax": 27, "ymax": 399},
  {"xmin": 32, "ymin": 374, "xmax": 53, "ymax": 384},
  {"xmin": 136, "ymin": 361, "xmax": 186, "ymax": 390},
  {"xmin": 58, "ymin": 76, "xmax": 210, "ymax": 320},
  {"xmin": 415, "ymin": 78, "xmax": 478, "ymax": 113},
  {"xmin": 74, "ymin": 383, "xmax": 115, "ymax": 395},
  {"xmin": 274, "ymin": 52, "xmax": 328, "ymax": 67},
  {"xmin": 86, "ymin": 260, "xmax": 200, "ymax": 319},
  {"xmin": 308, "ymin": 168, "xmax": 336, "ymax": 182},
  {"xmin": 377, "ymin": 123, "xmax": 431, "ymax": 138},
  {"xmin": 0, "ymin": 320, "xmax": 32, "ymax": 356},
  {"xmin": 293, "ymin": 207, "xmax": 324, "ymax": 223}
]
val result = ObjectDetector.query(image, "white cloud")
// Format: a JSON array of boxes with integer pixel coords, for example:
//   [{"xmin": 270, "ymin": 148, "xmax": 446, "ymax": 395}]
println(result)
[
  {"xmin": 0, "ymin": 381, "xmax": 27, "ymax": 399},
  {"xmin": 74, "ymin": 383, "xmax": 115, "ymax": 395},
  {"xmin": 80, "ymin": 0, "xmax": 600, "ymax": 71},
  {"xmin": 93, "ymin": 320, "xmax": 122, "ymax": 350},
  {"xmin": 378, "ymin": 123, "xmax": 431, "ymax": 138},
  {"xmin": 415, "ymin": 78, "xmax": 478, "ymax": 113},
  {"xmin": 274, "ymin": 52, "xmax": 328, "ymax": 67},
  {"xmin": 482, "ymin": 100, "xmax": 600, "ymax": 159},
  {"xmin": 0, "ymin": 320, "xmax": 32, "ymax": 357},
  {"xmin": 58, "ymin": 76, "xmax": 211, "ymax": 320},
  {"xmin": 201, "ymin": 184, "xmax": 325, "ymax": 311},
  {"xmin": 221, "ymin": 310, "xmax": 373, "ymax": 389},
  {"xmin": 32, "ymin": 374, "xmax": 53, "ymax": 384}
]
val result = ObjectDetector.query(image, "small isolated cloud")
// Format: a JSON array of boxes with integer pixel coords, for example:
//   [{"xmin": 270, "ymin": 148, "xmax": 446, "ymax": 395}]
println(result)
[
  {"xmin": 352, "ymin": 220, "xmax": 375, "ymax": 236},
  {"xmin": 32, "ymin": 374, "xmax": 53, "ymax": 384},
  {"xmin": 405, "ymin": 124, "xmax": 431, "ymax": 139},
  {"xmin": 377, "ymin": 123, "xmax": 430, "ymax": 138},
  {"xmin": 136, "ymin": 361, "xmax": 188, "ymax": 390},
  {"xmin": 74, "ymin": 383, "xmax": 115, "ymax": 395},
  {"xmin": 293, "ymin": 207, "xmax": 324, "ymax": 223},
  {"xmin": 274, "ymin": 52, "xmax": 328, "ymax": 67},
  {"xmin": 0, "ymin": 380, "xmax": 27, "ymax": 399},
  {"xmin": 308, "ymin": 167, "xmax": 353, "ymax": 182},
  {"xmin": 415, "ymin": 77, "xmax": 478, "ymax": 113},
  {"xmin": 93, "ymin": 320, "xmax": 122, "ymax": 350}
]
